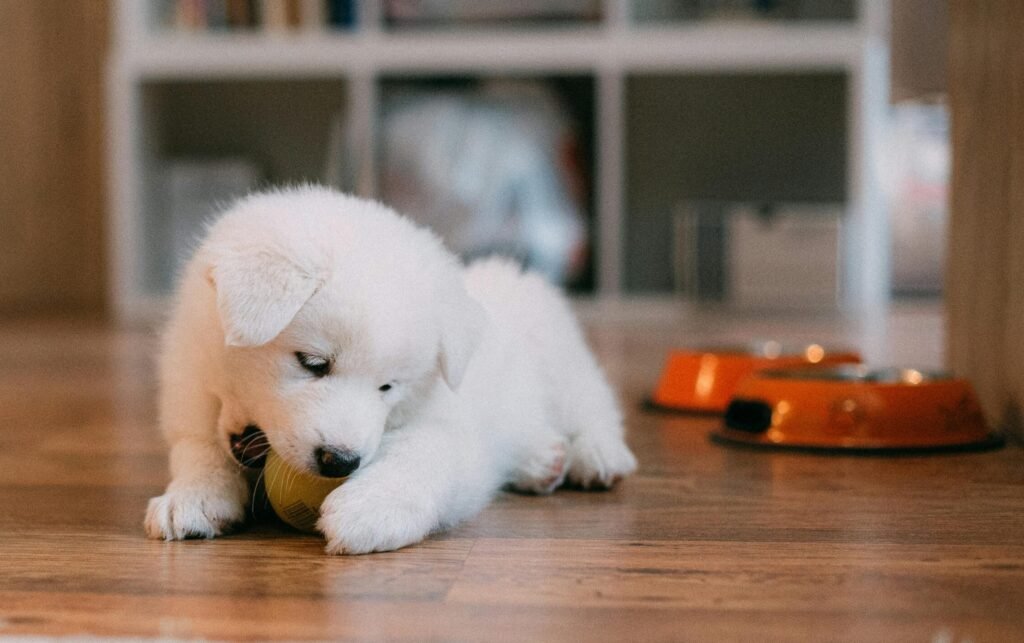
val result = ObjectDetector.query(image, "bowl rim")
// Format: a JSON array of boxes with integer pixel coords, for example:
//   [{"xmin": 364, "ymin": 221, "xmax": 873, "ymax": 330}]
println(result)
[
  {"xmin": 673, "ymin": 340, "xmax": 857, "ymax": 359},
  {"xmin": 753, "ymin": 365, "xmax": 953, "ymax": 384}
]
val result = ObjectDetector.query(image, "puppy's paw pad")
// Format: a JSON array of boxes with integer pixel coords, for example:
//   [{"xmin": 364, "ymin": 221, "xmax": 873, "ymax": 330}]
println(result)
[
  {"xmin": 144, "ymin": 478, "xmax": 247, "ymax": 541},
  {"xmin": 511, "ymin": 440, "xmax": 569, "ymax": 495},
  {"xmin": 318, "ymin": 485, "xmax": 432, "ymax": 555},
  {"xmin": 566, "ymin": 432, "xmax": 637, "ymax": 490}
]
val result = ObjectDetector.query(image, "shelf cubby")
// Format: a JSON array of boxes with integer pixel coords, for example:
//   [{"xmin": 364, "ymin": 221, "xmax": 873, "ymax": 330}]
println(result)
[
  {"xmin": 136, "ymin": 77, "xmax": 349, "ymax": 293},
  {"xmin": 107, "ymin": 0, "xmax": 891, "ymax": 320},
  {"xmin": 624, "ymin": 71, "xmax": 847, "ymax": 293}
]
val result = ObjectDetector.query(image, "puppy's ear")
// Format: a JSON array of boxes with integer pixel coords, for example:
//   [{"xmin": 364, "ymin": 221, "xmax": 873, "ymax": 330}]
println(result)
[
  {"xmin": 438, "ymin": 290, "xmax": 488, "ymax": 391},
  {"xmin": 207, "ymin": 250, "xmax": 323, "ymax": 347}
]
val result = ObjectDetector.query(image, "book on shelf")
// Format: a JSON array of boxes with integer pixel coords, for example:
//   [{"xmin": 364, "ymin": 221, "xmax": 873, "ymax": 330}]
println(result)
[
  {"xmin": 158, "ymin": 0, "xmax": 356, "ymax": 32},
  {"xmin": 225, "ymin": 0, "xmax": 256, "ymax": 27},
  {"xmin": 385, "ymin": 0, "xmax": 603, "ymax": 26},
  {"xmin": 633, "ymin": 0, "xmax": 856, "ymax": 23}
]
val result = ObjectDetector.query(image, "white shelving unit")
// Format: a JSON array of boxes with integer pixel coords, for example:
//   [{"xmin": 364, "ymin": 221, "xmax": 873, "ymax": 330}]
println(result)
[{"xmin": 107, "ymin": 0, "xmax": 890, "ymax": 322}]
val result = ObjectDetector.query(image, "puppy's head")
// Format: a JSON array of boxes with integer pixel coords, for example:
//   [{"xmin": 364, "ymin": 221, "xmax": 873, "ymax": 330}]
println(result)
[{"xmin": 201, "ymin": 188, "xmax": 486, "ymax": 477}]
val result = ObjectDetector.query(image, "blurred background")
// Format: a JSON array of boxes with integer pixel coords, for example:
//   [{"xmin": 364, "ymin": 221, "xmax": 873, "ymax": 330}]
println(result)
[{"xmin": 0, "ymin": 0, "xmax": 949, "ymax": 322}]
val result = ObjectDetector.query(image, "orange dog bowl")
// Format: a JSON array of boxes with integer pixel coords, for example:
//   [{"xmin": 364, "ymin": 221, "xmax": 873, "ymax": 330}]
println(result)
[
  {"xmin": 649, "ymin": 342, "xmax": 861, "ymax": 413},
  {"xmin": 714, "ymin": 366, "xmax": 1004, "ymax": 453}
]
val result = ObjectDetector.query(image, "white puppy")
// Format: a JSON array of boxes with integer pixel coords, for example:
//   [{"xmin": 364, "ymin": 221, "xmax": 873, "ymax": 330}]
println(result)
[{"xmin": 144, "ymin": 186, "xmax": 636, "ymax": 554}]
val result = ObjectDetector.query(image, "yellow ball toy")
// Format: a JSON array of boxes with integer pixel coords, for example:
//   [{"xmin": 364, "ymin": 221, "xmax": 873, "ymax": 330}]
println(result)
[{"xmin": 263, "ymin": 449, "xmax": 347, "ymax": 532}]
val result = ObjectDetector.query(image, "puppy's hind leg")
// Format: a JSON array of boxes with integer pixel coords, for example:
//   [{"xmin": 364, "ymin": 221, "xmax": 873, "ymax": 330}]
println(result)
[
  {"xmin": 503, "ymin": 400, "xmax": 569, "ymax": 495},
  {"xmin": 513, "ymin": 274, "xmax": 636, "ymax": 490},
  {"xmin": 558, "ymin": 353, "xmax": 637, "ymax": 490},
  {"xmin": 508, "ymin": 433, "xmax": 569, "ymax": 495},
  {"xmin": 566, "ymin": 427, "xmax": 637, "ymax": 490}
]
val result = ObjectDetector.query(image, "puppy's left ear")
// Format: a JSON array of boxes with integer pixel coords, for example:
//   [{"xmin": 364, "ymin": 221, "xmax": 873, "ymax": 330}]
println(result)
[
  {"xmin": 438, "ymin": 290, "xmax": 488, "ymax": 391},
  {"xmin": 207, "ymin": 251, "xmax": 323, "ymax": 347}
]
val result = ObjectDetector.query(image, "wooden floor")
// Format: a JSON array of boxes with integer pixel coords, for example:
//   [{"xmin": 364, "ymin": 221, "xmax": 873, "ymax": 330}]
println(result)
[{"xmin": 1, "ymin": 305, "xmax": 1022, "ymax": 641}]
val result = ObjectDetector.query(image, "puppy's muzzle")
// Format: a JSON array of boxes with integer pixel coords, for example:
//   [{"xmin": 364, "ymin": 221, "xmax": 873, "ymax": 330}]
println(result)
[
  {"xmin": 230, "ymin": 424, "xmax": 269, "ymax": 469},
  {"xmin": 315, "ymin": 446, "xmax": 360, "ymax": 478}
]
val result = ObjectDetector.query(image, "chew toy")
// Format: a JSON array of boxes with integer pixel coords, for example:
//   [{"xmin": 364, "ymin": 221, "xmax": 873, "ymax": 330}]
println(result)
[{"xmin": 263, "ymin": 449, "xmax": 347, "ymax": 532}]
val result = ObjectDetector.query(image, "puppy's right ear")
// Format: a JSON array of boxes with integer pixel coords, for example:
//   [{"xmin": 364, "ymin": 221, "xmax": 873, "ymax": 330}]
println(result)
[{"xmin": 206, "ymin": 250, "xmax": 323, "ymax": 347}]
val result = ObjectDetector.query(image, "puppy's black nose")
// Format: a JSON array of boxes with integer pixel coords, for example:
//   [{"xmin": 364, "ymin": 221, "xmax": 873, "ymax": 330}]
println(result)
[{"xmin": 315, "ymin": 447, "xmax": 360, "ymax": 478}]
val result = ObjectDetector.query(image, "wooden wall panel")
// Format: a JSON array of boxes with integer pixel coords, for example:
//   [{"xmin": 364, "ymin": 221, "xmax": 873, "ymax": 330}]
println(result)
[
  {"xmin": 0, "ymin": 0, "xmax": 109, "ymax": 315},
  {"xmin": 947, "ymin": 1, "xmax": 1024, "ymax": 439}
]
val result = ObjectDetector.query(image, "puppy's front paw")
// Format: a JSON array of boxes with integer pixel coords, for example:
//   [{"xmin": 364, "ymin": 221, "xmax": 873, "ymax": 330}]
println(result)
[
  {"xmin": 144, "ymin": 476, "xmax": 248, "ymax": 540},
  {"xmin": 566, "ymin": 431, "xmax": 637, "ymax": 490},
  {"xmin": 318, "ymin": 483, "xmax": 434, "ymax": 555}
]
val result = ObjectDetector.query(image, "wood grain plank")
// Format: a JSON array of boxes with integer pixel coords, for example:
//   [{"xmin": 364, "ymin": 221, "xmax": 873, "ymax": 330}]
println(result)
[
  {"xmin": 449, "ymin": 539, "xmax": 1024, "ymax": 612},
  {"xmin": 0, "ymin": 312, "xmax": 1021, "ymax": 641},
  {"xmin": 0, "ymin": 591, "xmax": 1018, "ymax": 642}
]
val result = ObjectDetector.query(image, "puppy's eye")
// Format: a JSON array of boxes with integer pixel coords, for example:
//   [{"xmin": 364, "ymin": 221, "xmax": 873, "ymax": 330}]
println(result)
[
  {"xmin": 378, "ymin": 383, "xmax": 393, "ymax": 392},
  {"xmin": 296, "ymin": 352, "xmax": 331, "ymax": 377}
]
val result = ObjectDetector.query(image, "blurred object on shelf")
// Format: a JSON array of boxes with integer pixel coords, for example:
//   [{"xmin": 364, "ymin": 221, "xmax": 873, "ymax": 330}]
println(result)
[
  {"xmin": 632, "ymin": 0, "xmax": 855, "ymax": 22},
  {"xmin": 385, "ymin": 0, "xmax": 602, "ymax": 27},
  {"xmin": 149, "ymin": 159, "xmax": 262, "ymax": 293},
  {"xmin": 673, "ymin": 202, "xmax": 842, "ymax": 309},
  {"xmin": 261, "ymin": 0, "xmax": 301, "ymax": 30},
  {"xmin": 884, "ymin": 99, "xmax": 948, "ymax": 297},
  {"xmin": 155, "ymin": 0, "xmax": 355, "ymax": 32},
  {"xmin": 378, "ymin": 81, "xmax": 589, "ymax": 286},
  {"xmin": 326, "ymin": 0, "xmax": 357, "ymax": 28},
  {"xmin": 225, "ymin": 0, "xmax": 258, "ymax": 28}
]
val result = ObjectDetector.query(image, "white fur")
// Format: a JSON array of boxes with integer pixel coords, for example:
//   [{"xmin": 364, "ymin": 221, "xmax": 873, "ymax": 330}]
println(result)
[{"xmin": 144, "ymin": 186, "xmax": 636, "ymax": 554}]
